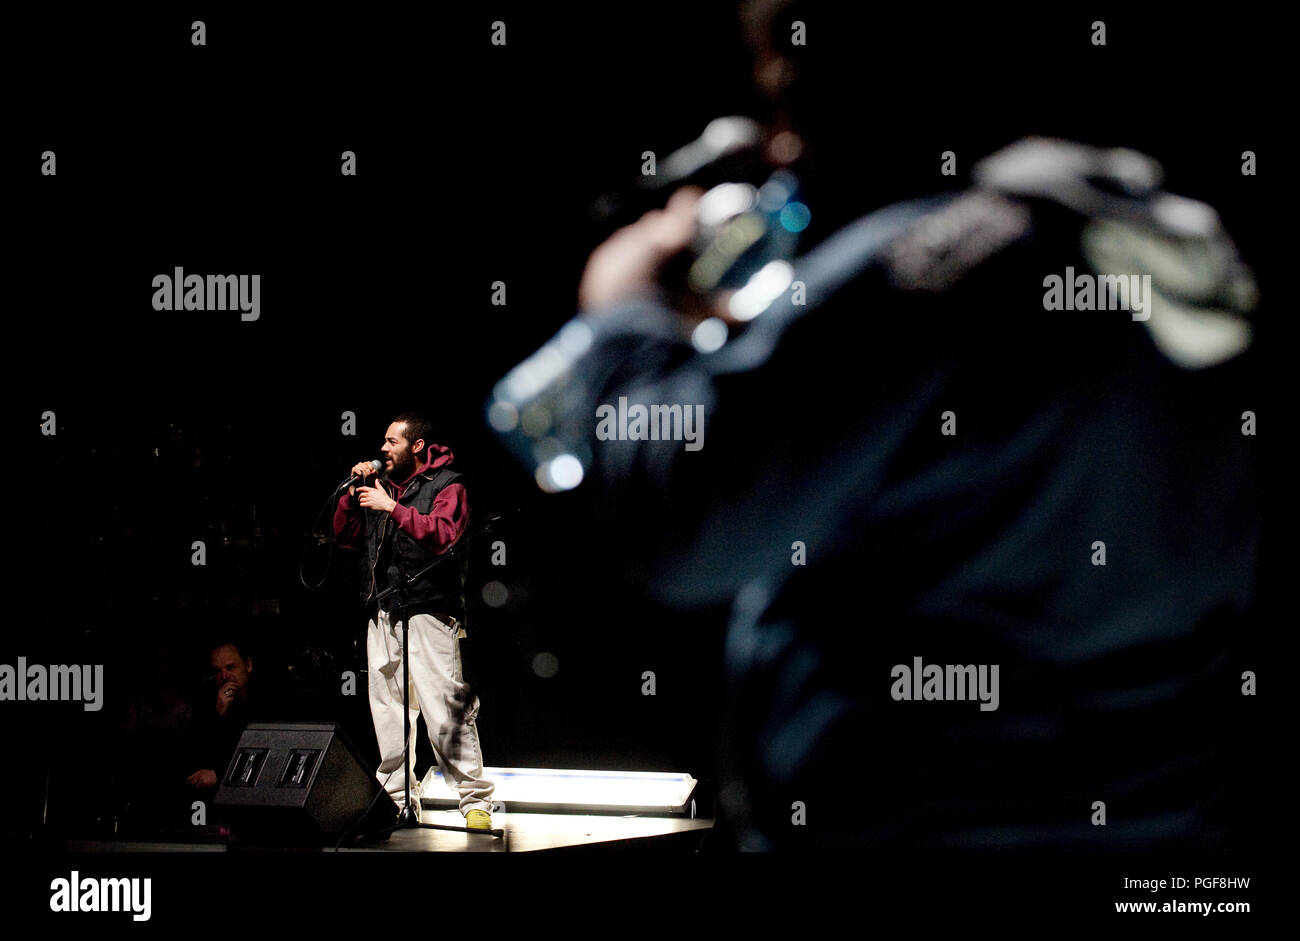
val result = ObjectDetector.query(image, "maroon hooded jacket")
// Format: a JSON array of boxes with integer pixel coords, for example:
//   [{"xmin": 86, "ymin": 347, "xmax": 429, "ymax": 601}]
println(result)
[{"xmin": 332, "ymin": 443, "xmax": 470, "ymax": 613}]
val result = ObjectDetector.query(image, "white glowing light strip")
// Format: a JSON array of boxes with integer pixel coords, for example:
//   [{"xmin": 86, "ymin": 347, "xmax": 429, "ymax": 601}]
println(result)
[{"xmin": 420, "ymin": 767, "xmax": 697, "ymax": 812}]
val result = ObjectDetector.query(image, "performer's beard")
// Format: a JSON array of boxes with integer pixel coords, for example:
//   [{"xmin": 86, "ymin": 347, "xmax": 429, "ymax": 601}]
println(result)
[{"xmin": 387, "ymin": 450, "xmax": 415, "ymax": 481}]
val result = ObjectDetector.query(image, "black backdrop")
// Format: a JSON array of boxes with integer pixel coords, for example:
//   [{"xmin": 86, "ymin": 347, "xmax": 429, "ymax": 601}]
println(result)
[{"xmin": 4, "ymin": 2, "xmax": 1282, "ymax": 920}]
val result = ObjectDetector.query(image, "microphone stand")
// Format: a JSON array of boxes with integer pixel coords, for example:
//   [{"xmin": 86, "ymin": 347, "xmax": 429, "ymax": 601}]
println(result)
[{"xmin": 368, "ymin": 507, "xmax": 504, "ymax": 840}]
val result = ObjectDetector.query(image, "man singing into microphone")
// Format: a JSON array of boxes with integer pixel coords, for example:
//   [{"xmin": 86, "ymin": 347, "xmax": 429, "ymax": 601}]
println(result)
[{"xmin": 332, "ymin": 412, "xmax": 494, "ymax": 830}]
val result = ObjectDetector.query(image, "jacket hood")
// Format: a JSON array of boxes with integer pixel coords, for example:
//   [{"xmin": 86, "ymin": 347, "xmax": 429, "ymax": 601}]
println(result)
[{"xmin": 411, "ymin": 442, "xmax": 455, "ymax": 478}]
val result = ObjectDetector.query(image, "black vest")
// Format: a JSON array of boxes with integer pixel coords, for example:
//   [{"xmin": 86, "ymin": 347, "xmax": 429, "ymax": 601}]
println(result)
[{"xmin": 361, "ymin": 467, "xmax": 468, "ymax": 618}]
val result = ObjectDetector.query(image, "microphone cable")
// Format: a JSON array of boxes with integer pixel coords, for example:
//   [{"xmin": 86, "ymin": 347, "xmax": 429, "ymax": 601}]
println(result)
[{"xmin": 298, "ymin": 484, "xmax": 348, "ymax": 591}]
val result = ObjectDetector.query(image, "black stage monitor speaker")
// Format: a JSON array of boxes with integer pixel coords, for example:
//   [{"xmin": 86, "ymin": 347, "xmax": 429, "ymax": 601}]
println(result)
[{"xmin": 214, "ymin": 721, "xmax": 395, "ymax": 843}]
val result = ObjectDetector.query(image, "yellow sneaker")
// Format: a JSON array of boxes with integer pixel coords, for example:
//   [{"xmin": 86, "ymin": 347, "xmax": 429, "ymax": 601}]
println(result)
[{"xmin": 465, "ymin": 809, "xmax": 492, "ymax": 830}]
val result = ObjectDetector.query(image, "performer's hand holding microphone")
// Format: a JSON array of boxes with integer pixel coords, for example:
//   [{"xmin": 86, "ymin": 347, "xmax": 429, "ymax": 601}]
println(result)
[
  {"xmin": 345, "ymin": 459, "xmax": 397, "ymax": 513},
  {"xmin": 338, "ymin": 459, "xmax": 384, "ymax": 511},
  {"xmin": 345, "ymin": 459, "xmax": 383, "ymax": 496}
]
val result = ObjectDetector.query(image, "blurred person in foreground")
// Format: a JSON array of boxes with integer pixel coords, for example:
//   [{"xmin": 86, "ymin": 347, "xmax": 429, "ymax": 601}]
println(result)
[{"xmin": 490, "ymin": 4, "xmax": 1264, "ymax": 849}]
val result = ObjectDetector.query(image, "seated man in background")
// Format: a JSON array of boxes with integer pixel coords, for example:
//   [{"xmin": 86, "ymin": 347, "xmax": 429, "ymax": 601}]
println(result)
[{"xmin": 185, "ymin": 638, "xmax": 265, "ymax": 802}]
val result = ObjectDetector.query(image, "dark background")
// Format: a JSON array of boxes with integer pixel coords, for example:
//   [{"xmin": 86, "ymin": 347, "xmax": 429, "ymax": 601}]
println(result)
[{"xmin": 4, "ymin": 0, "xmax": 1280, "ymax": 882}]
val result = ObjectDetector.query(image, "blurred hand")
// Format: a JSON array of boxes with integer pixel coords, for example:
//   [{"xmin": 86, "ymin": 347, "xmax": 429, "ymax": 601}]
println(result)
[{"xmin": 579, "ymin": 187, "xmax": 703, "ymax": 311}]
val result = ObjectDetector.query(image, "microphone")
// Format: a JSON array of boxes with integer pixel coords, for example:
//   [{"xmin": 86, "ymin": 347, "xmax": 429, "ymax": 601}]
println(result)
[
  {"xmin": 642, "ymin": 116, "xmax": 763, "ymax": 192},
  {"xmin": 339, "ymin": 459, "xmax": 383, "ymax": 492},
  {"xmin": 590, "ymin": 116, "xmax": 765, "ymax": 226}
]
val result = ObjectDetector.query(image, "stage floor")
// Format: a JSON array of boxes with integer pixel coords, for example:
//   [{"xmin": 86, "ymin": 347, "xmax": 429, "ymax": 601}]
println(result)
[
  {"xmin": 350, "ymin": 809, "xmax": 712, "ymax": 852},
  {"xmin": 65, "ymin": 810, "xmax": 713, "ymax": 853}
]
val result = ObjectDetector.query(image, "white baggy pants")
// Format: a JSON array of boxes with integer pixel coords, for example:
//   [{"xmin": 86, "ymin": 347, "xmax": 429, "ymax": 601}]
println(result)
[{"xmin": 367, "ymin": 608, "xmax": 494, "ymax": 815}]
